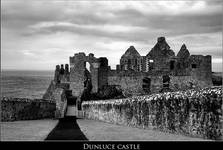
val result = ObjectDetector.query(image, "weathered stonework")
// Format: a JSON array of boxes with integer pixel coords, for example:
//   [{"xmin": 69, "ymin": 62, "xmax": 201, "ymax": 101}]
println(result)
[
  {"xmin": 42, "ymin": 80, "xmax": 70, "ymax": 118},
  {"xmin": 69, "ymin": 53, "xmax": 108, "ymax": 97},
  {"xmin": 40, "ymin": 37, "xmax": 220, "ymax": 140},
  {"xmin": 1, "ymin": 97, "xmax": 56, "ymax": 121},
  {"xmin": 44, "ymin": 36, "xmax": 213, "ymax": 110},
  {"xmin": 112, "ymin": 37, "xmax": 212, "ymax": 95},
  {"xmin": 82, "ymin": 87, "xmax": 222, "ymax": 140}
]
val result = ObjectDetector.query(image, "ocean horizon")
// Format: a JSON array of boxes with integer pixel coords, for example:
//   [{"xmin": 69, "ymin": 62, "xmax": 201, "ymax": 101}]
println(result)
[{"xmin": 1, "ymin": 70, "xmax": 54, "ymax": 99}]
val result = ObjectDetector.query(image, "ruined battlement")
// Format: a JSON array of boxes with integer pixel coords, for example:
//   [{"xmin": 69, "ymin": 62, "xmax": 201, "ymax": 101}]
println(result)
[
  {"xmin": 49, "ymin": 36, "xmax": 212, "ymax": 100},
  {"xmin": 54, "ymin": 64, "xmax": 70, "ymax": 83},
  {"xmin": 69, "ymin": 52, "xmax": 109, "ymax": 97}
]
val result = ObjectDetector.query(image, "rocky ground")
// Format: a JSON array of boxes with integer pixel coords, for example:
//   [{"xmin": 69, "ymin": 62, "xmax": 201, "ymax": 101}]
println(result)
[{"xmin": 1, "ymin": 118, "xmax": 209, "ymax": 141}]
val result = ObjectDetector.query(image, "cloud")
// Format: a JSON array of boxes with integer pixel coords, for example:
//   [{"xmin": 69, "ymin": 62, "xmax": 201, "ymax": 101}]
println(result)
[
  {"xmin": 28, "ymin": 21, "xmax": 146, "ymax": 35},
  {"xmin": 1, "ymin": 0, "xmax": 222, "ymax": 71}
]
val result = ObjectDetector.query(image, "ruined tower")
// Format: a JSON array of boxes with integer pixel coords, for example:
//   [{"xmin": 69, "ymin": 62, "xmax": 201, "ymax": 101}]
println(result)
[{"xmin": 69, "ymin": 52, "xmax": 109, "ymax": 97}]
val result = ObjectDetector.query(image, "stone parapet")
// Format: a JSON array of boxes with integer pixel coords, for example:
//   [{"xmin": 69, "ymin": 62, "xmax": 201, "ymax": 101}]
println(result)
[
  {"xmin": 1, "ymin": 97, "xmax": 56, "ymax": 121},
  {"xmin": 82, "ymin": 87, "xmax": 222, "ymax": 140}
]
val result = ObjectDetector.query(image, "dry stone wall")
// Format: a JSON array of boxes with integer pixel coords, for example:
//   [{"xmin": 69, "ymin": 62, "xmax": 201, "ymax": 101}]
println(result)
[
  {"xmin": 1, "ymin": 97, "xmax": 56, "ymax": 121},
  {"xmin": 82, "ymin": 87, "xmax": 222, "ymax": 140}
]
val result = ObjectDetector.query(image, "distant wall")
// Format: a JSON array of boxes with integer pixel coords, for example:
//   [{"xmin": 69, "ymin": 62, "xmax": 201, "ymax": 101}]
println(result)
[
  {"xmin": 108, "ymin": 75, "xmax": 144, "ymax": 96},
  {"xmin": 170, "ymin": 76, "xmax": 204, "ymax": 90},
  {"xmin": 189, "ymin": 55, "xmax": 212, "ymax": 85},
  {"xmin": 1, "ymin": 97, "xmax": 56, "ymax": 121},
  {"xmin": 108, "ymin": 71, "xmax": 165, "ymax": 96},
  {"xmin": 108, "ymin": 71, "xmax": 213, "ymax": 96},
  {"xmin": 82, "ymin": 87, "xmax": 222, "ymax": 140}
]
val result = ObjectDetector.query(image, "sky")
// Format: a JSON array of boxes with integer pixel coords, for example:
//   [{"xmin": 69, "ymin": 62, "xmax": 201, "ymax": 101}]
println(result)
[{"xmin": 1, "ymin": 0, "xmax": 222, "ymax": 72}]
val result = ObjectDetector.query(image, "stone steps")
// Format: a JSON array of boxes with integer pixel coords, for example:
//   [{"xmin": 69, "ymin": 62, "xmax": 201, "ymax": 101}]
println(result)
[
  {"xmin": 64, "ymin": 89, "xmax": 77, "ymax": 117},
  {"xmin": 64, "ymin": 89, "xmax": 84, "ymax": 117},
  {"xmin": 65, "ymin": 105, "xmax": 77, "ymax": 116}
]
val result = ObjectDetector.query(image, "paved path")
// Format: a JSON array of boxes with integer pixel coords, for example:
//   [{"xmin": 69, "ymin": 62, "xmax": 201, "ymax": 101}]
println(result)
[
  {"xmin": 77, "ymin": 119, "xmax": 208, "ymax": 141},
  {"xmin": 1, "ymin": 118, "xmax": 209, "ymax": 141},
  {"xmin": 1, "ymin": 119, "xmax": 58, "ymax": 141},
  {"xmin": 45, "ymin": 117, "xmax": 88, "ymax": 141}
]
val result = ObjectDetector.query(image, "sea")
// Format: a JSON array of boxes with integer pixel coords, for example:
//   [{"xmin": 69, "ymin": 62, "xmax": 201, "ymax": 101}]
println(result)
[{"xmin": 1, "ymin": 70, "xmax": 54, "ymax": 99}]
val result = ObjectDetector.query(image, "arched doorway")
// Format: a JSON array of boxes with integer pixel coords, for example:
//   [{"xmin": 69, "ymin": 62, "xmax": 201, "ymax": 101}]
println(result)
[
  {"xmin": 78, "ymin": 62, "xmax": 93, "ymax": 110},
  {"xmin": 85, "ymin": 62, "xmax": 91, "ymax": 72},
  {"xmin": 83, "ymin": 62, "xmax": 92, "ymax": 95}
]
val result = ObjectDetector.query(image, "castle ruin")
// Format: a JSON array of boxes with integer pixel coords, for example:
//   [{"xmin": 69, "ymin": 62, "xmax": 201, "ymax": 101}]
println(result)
[{"xmin": 45, "ymin": 37, "xmax": 212, "ymax": 109}]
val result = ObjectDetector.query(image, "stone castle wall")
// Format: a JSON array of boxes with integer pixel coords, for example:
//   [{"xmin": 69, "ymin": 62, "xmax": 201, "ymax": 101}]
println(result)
[
  {"xmin": 69, "ymin": 53, "xmax": 109, "ymax": 97},
  {"xmin": 70, "ymin": 53, "xmax": 99, "ymax": 97},
  {"xmin": 107, "ymin": 69, "xmax": 212, "ymax": 97},
  {"xmin": 107, "ymin": 72, "xmax": 163, "ymax": 96},
  {"xmin": 82, "ymin": 87, "xmax": 222, "ymax": 140},
  {"xmin": 98, "ymin": 57, "xmax": 109, "ymax": 90},
  {"xmin": 105, "ymin": 37, "xmax": 212, "ymax": 96},
  {"xmin": 45, "ymin": 37, "xmax": 213, "ymax": 106},
  {"xmin": 1, "ymin": 97, "xmax": 56, "ymax": 121},
  {"xmin": 108, "ymin": 75, "xmax": 145, "ymax": 96},
  {"xmin": 189, "ymin": 55, "xmax": 212, "ymax": 87},
  {"xmin": 42, "ymin": 80, "xmax": 70, "ymax": 118}
]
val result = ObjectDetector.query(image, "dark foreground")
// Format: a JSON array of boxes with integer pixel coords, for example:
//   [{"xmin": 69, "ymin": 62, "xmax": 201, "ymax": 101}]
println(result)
[{"xmin": 45, "ymin": 116, "xmax": 88, "ymax": 141}]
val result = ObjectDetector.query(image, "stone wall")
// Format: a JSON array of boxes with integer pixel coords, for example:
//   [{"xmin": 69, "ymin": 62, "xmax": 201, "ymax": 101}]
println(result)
[
  {"xmin": 1, "ymin": 97, "xmax": 56, "ymax": 121},
  {"xmin": 108, "ymin": 71, "xmax": 168, "ymax": 96},
  {"xmin": 82, "ymin": 87, "xmax": 222, "ymax": 140},
  {"xmin": 1, "ymin": 79, "xmax": 69, "ymax": 121},
  {"xmin": 98, "ymin": 57, "xmax": 109, "ymax": 90},
  {"xmin": 50, "ymin": 88, "xmax": 67, "ymax": 118},
  {"xmin": 212, "ymin": 72, "xmax": 222, "ymax": 86},
  {"xmin": 42, "ymin": 80, "xmax": 69, "ymax": 118},
  {"xmin": 108, "ymin": 75, "xmax": 144, "ymax": 97},
  {"xmin": 42, "ymin": 80, "xmax": 69, "ymax": 100},
  {"xmin": 70, "ymin": 53, "xmax": 108, "ymax": 97},
  {"xmin": 189, "ymin": 55, "xmax": 213, "ymax": 87},
  {"xmin": 170, "ymin": 76, "xmax": 203, "ymax": 90},
  {"xmin": 108, "ymin": 71, "xmax": 213, "ymax": 97}
]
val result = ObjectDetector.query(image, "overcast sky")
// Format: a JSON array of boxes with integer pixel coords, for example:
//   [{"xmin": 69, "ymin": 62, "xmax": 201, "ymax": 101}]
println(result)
[{"xmin": 1, "ymin": 0, "xmax": 222, "ymax": 72}]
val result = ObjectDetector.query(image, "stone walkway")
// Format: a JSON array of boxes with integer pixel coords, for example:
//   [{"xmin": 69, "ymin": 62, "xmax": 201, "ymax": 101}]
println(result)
[
  {"xmin": 1, "ymin": 118, "xmax": 209, "ymax": 141},
  {"xmin": 77, "ymin": 119, "xmax": 209, "ymax": 141}
]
